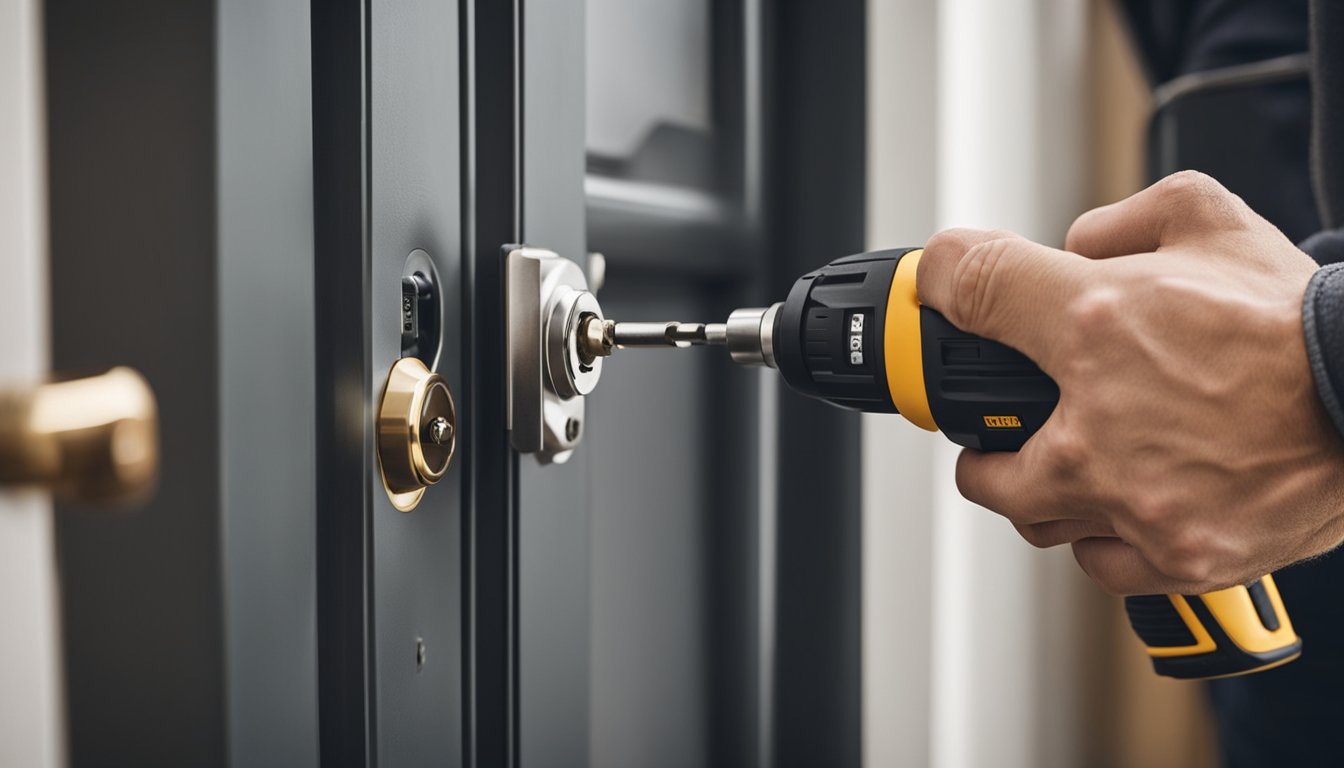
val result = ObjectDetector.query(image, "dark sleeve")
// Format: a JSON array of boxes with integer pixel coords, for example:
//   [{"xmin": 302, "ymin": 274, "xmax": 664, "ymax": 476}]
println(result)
[
  {"xmin": 1311, "ymin": 0, "xmax": 1344, "ymax": 228},
  {"xmin": 1119, "ymin": 0, "xmax": 1308, "ymax": 84},
  {"xmin": 1303, "ymin": 258, "xmax": 1344, "ymax": 440}
]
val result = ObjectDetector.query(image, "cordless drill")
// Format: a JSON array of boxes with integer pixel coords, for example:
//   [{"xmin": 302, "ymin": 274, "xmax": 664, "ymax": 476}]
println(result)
[{"xmin": 583, "ymin": 247, "xmax": 1302, "ymax": 679}]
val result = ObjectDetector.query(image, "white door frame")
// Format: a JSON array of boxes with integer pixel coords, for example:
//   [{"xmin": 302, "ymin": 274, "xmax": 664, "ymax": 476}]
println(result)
[
  {"xmin": 864, "ymin": 1, "xmax": 1091, "ymax": 766},
  {"xmin": 0, "ymin": 0, "xmax": 65, "ymax": 764}
]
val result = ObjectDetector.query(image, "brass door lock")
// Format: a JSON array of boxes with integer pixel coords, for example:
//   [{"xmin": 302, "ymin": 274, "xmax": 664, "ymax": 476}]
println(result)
[
  {"xmin": 0, "ymin": 367, "xmax": 159, "ymax": 504},
  {"xmin": 376, "ymin": 356, "xmax": 457, "ymax": 512}
]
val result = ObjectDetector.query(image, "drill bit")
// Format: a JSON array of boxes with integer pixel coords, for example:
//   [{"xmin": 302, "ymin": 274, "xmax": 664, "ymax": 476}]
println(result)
[
  {"xmin": 577, "ymin": 318, "xmax": 727, "ymax": 363},
  {"xmin": 612, "ymin": 321, "xmax": 727, "ymax": 348},
  {"xmin": 577, "ymin": 306, "xmax": 780, "ymax": 368}
]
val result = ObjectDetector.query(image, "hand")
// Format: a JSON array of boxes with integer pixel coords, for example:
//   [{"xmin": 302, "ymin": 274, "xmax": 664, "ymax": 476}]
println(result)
[{"xmin": 916, "ymin": 171, "xmax": 1344, "ymax": 595}]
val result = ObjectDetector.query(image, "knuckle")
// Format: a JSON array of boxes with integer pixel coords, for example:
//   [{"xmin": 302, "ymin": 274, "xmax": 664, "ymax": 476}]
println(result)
[
  {"xmin": 1039, "ymin": 428, "xmax": 1087, "ymax": 482},
  {"xmin": 948, "ymin": 237, "xmax": 1013, "ymax": 330},
  {"xmin": 1064, "ymin": 287, "xmax": 1124, "ymax": 338},
  {"xmin": 1154, "ymin": 171, "xmax": 1247, "ymax": 229},
  {"xmin": 924, "ymin": 228, "xmax": 974, "ymax": 259},
  {"xmin": 1153, "ymin": 530, "xmax": 1214, "ymax": 584},
  {"xmin": 1127, "ymin": 492, "xmax": 1172, "ymax": 528},
  {"xmin": 1163, "ymin": 555, "xmax": 1213, "ymax": 586},
  {"xmin": 1156, "ymin": 169, "xmax": 1220, "ymax": 201}
]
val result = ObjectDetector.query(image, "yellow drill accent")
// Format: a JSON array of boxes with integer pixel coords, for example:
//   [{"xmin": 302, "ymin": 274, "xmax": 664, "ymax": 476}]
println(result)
[
  {"xmin": 884, "ymin": 249, "xmax": 937, "ymax": 431},
  {"xmin": 1202, "ymin": 576, "xmax": 1299, "ymax": 654},
  {"xmin": 1146, "ymin": 595, "xmax": 1217, "ymax": 658}
]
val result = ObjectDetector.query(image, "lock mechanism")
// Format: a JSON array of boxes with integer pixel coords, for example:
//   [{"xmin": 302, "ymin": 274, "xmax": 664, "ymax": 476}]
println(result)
[
  {"xmin": 506, "ymin": 246, "xmax": 606, "ymax": 464},
  {"xmin": 401, "ymin": 249, "xmax": 442, "ymax": 369},
  {"xmin": 376, "ymin": 356, "xmax": 457, "ymax": 511}
]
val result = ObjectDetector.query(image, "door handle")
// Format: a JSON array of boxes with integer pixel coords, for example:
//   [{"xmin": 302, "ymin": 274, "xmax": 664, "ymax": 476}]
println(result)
[{"xmin": 0, "ymin": 367, "xmax": 159, "ymax": 504}]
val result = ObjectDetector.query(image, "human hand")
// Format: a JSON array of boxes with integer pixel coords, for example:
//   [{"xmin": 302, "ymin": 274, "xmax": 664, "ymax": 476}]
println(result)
[{"xmin": 916, "ymin": 171, "xmax": 1344, "ymax": 595}]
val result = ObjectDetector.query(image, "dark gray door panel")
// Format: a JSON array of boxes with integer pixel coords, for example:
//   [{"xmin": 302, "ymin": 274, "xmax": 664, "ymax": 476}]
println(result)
[
  {"xmin": 219, "ymin": 1, "xmax": 319, "ymax": 764},
  {"xmin": 314, "ymin": 1, "xmax": 464, "ymax": 764},
  {"xmin": 518, "ymin": 2, "xmax": 591, "ymax": 766},
  {"xmin": 369, "ymin": 1, "xmax": 464, "ymax": 764}
]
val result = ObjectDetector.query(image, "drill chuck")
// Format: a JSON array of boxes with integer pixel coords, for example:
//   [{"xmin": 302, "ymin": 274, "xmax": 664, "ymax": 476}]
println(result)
[{"xmin": 718, "ymin": 304, "xmax": 782, "ymax": 367}]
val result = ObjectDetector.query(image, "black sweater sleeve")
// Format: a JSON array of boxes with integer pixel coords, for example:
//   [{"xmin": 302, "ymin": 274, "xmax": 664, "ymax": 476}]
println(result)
[
  {"xmin": 1302, "ymin": 0, "xmax": 1344, "ymax": 440},
  {"xmin": 1301, "ymin": 243, "xmax": 1344, "ymax": 439},
  {"xmin": 1311, "ymin": 0, "xmax": 1344, "ymax": 229}
]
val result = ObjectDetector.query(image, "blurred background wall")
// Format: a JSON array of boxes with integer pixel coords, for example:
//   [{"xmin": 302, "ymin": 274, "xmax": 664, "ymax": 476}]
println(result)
[{"xmin": 862, "ymin": 1, "xmax": 1217, "ymax": 766}]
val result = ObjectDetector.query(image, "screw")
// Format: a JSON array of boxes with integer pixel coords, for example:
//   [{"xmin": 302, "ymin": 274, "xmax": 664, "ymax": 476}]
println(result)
[
  {"xmin": 577, "ymin": 314, "xmax": 614, "ymax": 365},
  {"xmin": 416, "ymin": 637, "xmax": 427, "ymax": 671},
  {"xmin": 428, "ymin": 416, "xmax": 453, "ymax": 445},
  {"xmin": 565, "ymin": 417, "xmax": 581, "ymax": 442}
]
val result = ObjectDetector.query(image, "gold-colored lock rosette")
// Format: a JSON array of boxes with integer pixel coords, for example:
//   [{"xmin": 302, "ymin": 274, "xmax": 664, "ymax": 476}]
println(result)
[{"xmin": 376, "ymin": 357, "xmax": 456, "ymax": 512}]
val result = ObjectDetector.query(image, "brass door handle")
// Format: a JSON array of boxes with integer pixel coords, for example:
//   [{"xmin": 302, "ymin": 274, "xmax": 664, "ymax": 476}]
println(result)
[{"xmin": 0, "ymin": 367, "xmax": 159, "ymax": 504}]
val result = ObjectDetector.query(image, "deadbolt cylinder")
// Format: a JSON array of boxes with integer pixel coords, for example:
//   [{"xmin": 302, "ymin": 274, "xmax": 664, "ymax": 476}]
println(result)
[
  {"xmin": 545, "ymin": 286, "xmax": 604, "ymax": 400},
  {"xmin": 377, "ymin": 356, "xmax": 457, "ymax": 511}
]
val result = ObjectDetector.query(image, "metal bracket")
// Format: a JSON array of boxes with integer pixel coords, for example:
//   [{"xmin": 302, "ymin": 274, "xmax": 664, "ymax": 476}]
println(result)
[{"xmin": 505, "ymin": 246, "xmax": 605, "ymax": 464}]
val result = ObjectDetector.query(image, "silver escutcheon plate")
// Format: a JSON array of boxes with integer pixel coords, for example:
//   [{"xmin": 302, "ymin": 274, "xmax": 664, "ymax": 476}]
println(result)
[{"xmin": 505, "ymin": 246, "xmax": 604, "ymax": 464}]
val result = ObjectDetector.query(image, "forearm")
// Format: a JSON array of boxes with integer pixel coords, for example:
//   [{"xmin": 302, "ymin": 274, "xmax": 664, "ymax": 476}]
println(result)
[{"xmin": 1303, "ymin": 262, "xmax": 1344, "ymax": 439}]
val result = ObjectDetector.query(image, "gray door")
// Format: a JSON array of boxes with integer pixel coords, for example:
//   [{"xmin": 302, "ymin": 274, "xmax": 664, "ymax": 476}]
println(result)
[
  {"xmin": 313, "ymin": 1, "xmax": 592, "ymax": 764},
  {"xmin": 312, "ymin": 1, "xmax": 464, "ymax": 765}
]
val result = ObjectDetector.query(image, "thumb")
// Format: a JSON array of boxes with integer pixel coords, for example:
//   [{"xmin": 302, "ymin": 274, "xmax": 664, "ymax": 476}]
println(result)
[{"xmin": 917, "ymin": 228, "xmax": 1091, "ymax": 374}]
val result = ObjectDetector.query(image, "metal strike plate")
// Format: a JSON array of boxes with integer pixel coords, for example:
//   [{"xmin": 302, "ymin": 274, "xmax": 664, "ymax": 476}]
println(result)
[{"xmin": 505, "ymin": 245, "xmax": 604, "ymax": 464}]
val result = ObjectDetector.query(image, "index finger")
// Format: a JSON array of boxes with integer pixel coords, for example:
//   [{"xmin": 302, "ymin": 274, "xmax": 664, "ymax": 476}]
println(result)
[
  {"xmin": 1065, "ymin": 170, "xmax": 1250, "ymax": 259},
  {"xmin": 916, "ymin": 228, "xmax": 1091, "ymax": 373}
]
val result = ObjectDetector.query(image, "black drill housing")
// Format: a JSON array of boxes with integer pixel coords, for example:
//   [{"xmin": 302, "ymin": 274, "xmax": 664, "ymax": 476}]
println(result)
[
  {"xmin": 773, "ymin": 249, "xmax": 904, "ymax": 413},
  {"xmin": 774, "ymin": 248, "xmax": 1059, "ymax": 450}
]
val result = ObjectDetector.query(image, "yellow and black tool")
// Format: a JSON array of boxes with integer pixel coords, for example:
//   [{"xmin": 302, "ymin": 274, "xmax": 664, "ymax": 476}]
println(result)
[
  {"xmin": 768, "ymin": 246, "xmax": 1302, "ymax": 679},
  {"xmin": 582, "ymin": 246, "xmax": 1302, "ymax": 679}
]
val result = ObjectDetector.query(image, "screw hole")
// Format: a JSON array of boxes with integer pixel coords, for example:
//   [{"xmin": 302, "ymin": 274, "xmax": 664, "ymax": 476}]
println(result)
[{"xmin": 565, "ymin": 418, "xmax": 581, "ymax": 442}]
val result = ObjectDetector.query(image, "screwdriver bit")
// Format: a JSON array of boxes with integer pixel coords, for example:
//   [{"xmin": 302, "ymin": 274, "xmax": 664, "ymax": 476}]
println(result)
[
  {"xmin": 577, "ymin": 318, "xmax": 727, "ymax": 363},
  {"xmin": 577, "ymin": 307, "xmax": 778, "ymax": 367}
]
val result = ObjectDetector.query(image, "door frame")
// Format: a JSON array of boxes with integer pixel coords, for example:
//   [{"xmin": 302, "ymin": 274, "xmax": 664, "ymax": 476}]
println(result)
[{"xmin": 0, "ymin": 0, "xmax": 63, "ymax": 763}]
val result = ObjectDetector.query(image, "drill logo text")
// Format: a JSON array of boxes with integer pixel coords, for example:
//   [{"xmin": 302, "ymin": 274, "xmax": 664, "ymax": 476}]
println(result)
[{"xmin": 983, "ymin": 415, "xmax": 1022, "ymax": 429}]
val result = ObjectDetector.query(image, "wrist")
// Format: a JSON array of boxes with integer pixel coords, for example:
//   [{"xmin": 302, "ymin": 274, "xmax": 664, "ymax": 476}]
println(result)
[{"xmin": 1302, "ymin": 264, "xmax": 1344, "ymax": 441}]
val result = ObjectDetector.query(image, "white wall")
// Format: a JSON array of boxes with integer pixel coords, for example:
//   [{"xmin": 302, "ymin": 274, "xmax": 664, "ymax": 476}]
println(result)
[
  {"xmin": 0, "ymin": 0, "xmax": 64, "ymax": 765},
  {"xmin": 864, "ymin": 2, "xmax": 1094, "ymax": 766}
]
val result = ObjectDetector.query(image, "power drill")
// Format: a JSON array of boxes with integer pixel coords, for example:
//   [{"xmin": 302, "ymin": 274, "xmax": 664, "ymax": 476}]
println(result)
[{"xmin": 581, "ymin": 246, "xmax": 1302, "ymax": 679}]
